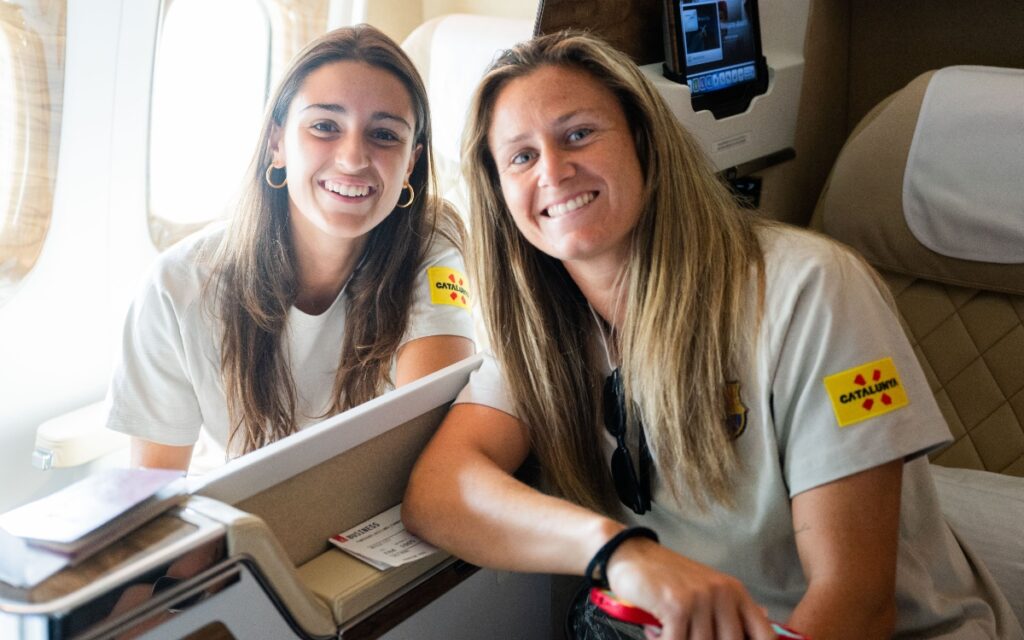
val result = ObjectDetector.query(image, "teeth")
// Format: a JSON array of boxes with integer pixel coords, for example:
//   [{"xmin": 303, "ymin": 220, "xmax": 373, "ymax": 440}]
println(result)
[
  {"xmin": 547, "ymin": 192, "xmax": 595, "ymax": 217},
  {"xmin": 325, "ymin": 182, "xmax": 371, "ymax": 197}
]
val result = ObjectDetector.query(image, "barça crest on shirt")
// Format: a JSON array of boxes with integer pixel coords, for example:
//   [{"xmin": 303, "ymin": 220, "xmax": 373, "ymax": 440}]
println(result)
[{"xmin": 724, "ymin": 382, "xmax": 747, "ymax": 438}]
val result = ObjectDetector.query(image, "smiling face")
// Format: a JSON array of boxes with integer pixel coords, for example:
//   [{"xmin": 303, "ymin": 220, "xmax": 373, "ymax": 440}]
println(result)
[
  {"xmin": 270, "ymin": 60, "xmax": 421, "ymax": 246},
  {"xmin": 487, "ymin": 65, "xmax": 645, "ymax": 274}
]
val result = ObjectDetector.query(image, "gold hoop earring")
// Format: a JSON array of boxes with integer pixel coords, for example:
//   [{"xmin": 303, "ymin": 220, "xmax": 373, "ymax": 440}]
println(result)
[
  {"xmin": 396, "ymin": 181, "xmax": 415, "ymax": 208},
  {"xmin": 265, "ymin": 164, "xmax": 287, "ymax": 189}
]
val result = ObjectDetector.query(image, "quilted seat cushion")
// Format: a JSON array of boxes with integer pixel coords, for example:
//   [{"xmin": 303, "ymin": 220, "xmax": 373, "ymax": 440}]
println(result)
[
  {"xmin": 883, "ymin": 272, "xmax": 1024, "ymax": 475},
  {"xmin": 811, "ymin": 67, "xmax": 1024, "ymax": 478}
]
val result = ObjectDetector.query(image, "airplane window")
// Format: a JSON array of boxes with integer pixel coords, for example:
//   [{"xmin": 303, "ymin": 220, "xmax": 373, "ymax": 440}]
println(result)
[
  {"xmin": 0, "ymin": 3, "xmax": 64, "ymax": 308},
  {"xmin": 147, "ymin": 0, "xmax": 271, "ymax": 250},
  {"xmin": 147, "ymin": 0, "xmax": 335, "ymax": 250},
  {"xmin": 0, "ymin": 32, "xmax": 12, "ymax": 235}
]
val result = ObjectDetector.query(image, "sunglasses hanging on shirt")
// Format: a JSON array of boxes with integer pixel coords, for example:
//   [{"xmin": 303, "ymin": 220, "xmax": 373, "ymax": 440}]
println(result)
[{"xmin": 602, "ymin": 368, "xmax": 652, "ymax": 515}]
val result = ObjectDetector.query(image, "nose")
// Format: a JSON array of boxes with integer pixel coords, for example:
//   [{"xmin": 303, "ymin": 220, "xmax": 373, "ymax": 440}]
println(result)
[
  {"xmin": 537, "ymin": 146, "xmax": 574, "ymax": 188},
  {"xmin": 335, "ymin": 132, "xmax": 369, "ymax": 171}
]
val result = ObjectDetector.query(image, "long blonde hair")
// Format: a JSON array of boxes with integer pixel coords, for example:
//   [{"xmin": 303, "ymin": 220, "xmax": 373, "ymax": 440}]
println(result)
[
  {"xmin": 211, "ymin": 25, "xmax": 461, "ymax": 455},
  {"xmin": 463, "ymin": 32, "xmax": 764, "ymax": 512}
]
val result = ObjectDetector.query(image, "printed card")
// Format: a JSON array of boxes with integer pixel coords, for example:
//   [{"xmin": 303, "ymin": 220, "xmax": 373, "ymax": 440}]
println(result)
[{"xmin": 329, "ymin": 504, "xmax": 438, "ymax": 571}]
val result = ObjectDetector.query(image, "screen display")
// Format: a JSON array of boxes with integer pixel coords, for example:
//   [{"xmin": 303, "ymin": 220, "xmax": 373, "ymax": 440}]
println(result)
[{"xmin": 678, "ymin": 0, "xmax": 760, "ymax": 96}]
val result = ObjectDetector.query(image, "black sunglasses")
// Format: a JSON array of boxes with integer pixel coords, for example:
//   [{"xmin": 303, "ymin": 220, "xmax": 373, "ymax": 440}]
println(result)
[{"xmin": 602, "ymin": 369, "xmax": 651, "ymax": 515}]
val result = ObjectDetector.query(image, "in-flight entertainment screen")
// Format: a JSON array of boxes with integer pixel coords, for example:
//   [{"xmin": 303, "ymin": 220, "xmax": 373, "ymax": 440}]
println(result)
[{"xmin": 665, "ymin": 0, "xmax": 769, "ymax": 117}]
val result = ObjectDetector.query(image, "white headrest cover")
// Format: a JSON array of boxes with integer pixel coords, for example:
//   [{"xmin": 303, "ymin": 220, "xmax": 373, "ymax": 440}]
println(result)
[
  {"xmin": 403, "ymin": 15, "xmax": 533, "ymax": 214},
  {"xmin": 903, "ymin": 66, "xmax": 1024, "ymax": 264}
]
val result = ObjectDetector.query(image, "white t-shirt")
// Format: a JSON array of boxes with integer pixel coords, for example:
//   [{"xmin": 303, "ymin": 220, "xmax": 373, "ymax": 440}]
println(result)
[
  {"xmin": 456, "ymin": 226, "xmax": 1022, "ymax": 639},
  {"xmin": 107, "ymin": 224, "xmax": 475, "ymax": 464}
]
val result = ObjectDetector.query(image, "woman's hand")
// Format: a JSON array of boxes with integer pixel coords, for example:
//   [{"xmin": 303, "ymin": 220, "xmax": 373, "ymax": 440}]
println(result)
[{"xmin": 606, "ymin": 537, "xmax": 777, "ymax": 640}]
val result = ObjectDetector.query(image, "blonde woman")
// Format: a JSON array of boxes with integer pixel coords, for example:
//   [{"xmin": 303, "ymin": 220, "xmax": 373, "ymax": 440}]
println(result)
[
  {"xmin": 107, "ymin": 25, "xmax": 474, "ymax": 471},
  {"xmin": 403, "ymin": 32, "xmax": 1021, "ymax": 640}
]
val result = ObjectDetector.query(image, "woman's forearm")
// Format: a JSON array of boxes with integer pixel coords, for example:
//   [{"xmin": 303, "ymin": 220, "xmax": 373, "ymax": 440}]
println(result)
[
  {"xmin": 402, "ymin": 404, "xmax": 623, "ymax": 574},
  {"xmin": 404, "ymin": 404, "xmax": 777, "ymax": 639},
  {"xmin": 788, "ymin": 461, "xmax": 902, "ymax": 640}
]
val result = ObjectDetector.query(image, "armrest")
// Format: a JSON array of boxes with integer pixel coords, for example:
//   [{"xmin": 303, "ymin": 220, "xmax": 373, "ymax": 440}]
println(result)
[
  {"xmin": 185, "ymin": 496, "xmax": 337, "ymax": 638},
  {"xmin": 33, "ymin": 401, "xmax": 127, "ymax": 469}
]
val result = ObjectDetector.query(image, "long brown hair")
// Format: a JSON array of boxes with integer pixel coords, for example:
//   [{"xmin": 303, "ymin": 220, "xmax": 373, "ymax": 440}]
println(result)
[
  {"xmin": 211, "ymin": 25, "xmax": 460, "ymax": 455},
  {"xmin": 463, "ymin": 32, "xmax": 764, "ymax": 512}
]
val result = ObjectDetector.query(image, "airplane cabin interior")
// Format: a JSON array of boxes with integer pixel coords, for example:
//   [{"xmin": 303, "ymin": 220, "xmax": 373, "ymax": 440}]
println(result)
[{"xmin": 0, "ymin": 0, "xmax": 1022, "ymax": 638}]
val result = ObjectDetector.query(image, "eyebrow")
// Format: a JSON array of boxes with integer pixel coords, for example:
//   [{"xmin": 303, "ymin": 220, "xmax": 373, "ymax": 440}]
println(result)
[
  {"xmin": 300, "ymin": 103, "xmax": 413, "ymax": 131},
  {"xmin": 498, "ymin": 108, "xmax": 596, "ymax": 146}
]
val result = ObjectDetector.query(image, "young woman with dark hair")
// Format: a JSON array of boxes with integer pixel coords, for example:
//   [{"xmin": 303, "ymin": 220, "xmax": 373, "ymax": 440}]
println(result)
[{"xmin": 107, "ymin": 25, "xmax": 474, "ymax": 471}]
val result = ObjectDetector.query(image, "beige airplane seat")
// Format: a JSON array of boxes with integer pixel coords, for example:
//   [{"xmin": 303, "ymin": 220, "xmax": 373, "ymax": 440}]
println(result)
[
  {"xmin": 812, "ymin": 66, "xmax": 1024, "ymax": 476},
  {"xmin": 2, "ymin": 356, "xmax": 552, "ymax": 639},
  {"xmin": 4, "ymin": 360, "xmax": 480, "ymax": 639},
  {"xmin": 177, "ymin": 353, "xmax": 546, "ymax": 639},
  {"xmin": 811, "ymin": 65, "xmax": 1024, "ymax": 623},
  {"xmin": 402, "ymin": 14, "xmax": 533, "ymax": 219}
]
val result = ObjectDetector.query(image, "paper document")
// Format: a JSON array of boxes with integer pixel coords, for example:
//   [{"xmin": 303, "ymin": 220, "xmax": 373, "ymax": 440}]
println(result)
[
  {"xmin": 0, "ymin": 468, "xmax": 185, "ymax": 589},
  {"xmin": 0, "ymin": 468, "xmax": 184, "ymax": 550},
  {"xmin": 0, "ymin": 528, "xmax": 71, "ymax": 589},
  {"xmin": 329, "ymin": 504, "xmax": 438, "ymax": 571}
]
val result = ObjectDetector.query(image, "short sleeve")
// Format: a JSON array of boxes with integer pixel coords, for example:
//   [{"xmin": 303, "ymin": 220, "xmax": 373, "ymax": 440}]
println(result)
[
  {"xmin": 105, "ymin": 265, "xmax": 203, "ymax": 446},
  {"xmin": 453, "ymin": 352, "xmax": 519, "ymax": 419},
  {"xmin": 402, "ymin": 235, "xmax": 476, "ymax": 346},
  {"xmin": 768, "ymin": 242, "xmax": 951, "ymax": 497}
]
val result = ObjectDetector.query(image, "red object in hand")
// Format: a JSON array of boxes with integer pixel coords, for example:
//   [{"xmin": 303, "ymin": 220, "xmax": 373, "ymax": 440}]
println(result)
[
  {"xmin": 589, "ymin": 588, "xmax": 661, "ymax": 626},
  {"xmin": 588, "ymin": 587, "xmax": 810, "ymax": 639}
]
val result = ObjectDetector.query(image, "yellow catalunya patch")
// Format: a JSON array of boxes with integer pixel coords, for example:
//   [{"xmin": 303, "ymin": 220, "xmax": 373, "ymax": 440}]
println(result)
[
  {"xmin": 823, "ymin": 357, "xmax": 908, "ymax": 427},
  {"xmin": 428, "ymin": 267, "xmax": 470, "ymax": 310}
]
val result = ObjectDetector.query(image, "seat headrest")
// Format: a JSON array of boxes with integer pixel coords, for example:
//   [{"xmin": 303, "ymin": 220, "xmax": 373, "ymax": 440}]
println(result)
[
  {"xmin": 402, "ymin": 15, "xmax": 533, "ymax": 215},
  {"xmin": 813, "ymin": 66, "xmax": 1024, "ymax": 295}
]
